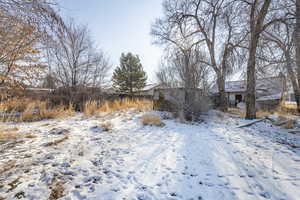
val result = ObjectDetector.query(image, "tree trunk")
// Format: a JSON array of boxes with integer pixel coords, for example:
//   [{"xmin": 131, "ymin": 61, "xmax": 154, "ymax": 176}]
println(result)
[
  {"xmin": 216, "ymin": 72, "xmax": 228, "ymax": 112},
  {"xmin": 245, "ymin": 34, "xmax": 258, "ymax": 119},
  {"xmin": 295, "ymin": 0, "xmax": 300, "ymax": 112},
  {"xmin": 285, "ymin": 50, "xmax": 300, "ymax": 112}
]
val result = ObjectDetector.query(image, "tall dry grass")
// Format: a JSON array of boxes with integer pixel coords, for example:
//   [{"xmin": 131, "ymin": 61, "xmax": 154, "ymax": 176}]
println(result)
[
  {"xmin": 0, "ymin": 98, "xmax": 76, "ymax": 122},
  {"xmin": 84, "ymin": 98, "xmax": 153, "ymax": 117},
  {"xmin": 0, "ymin": 126, "xmax": 20, "ymax": 141}
]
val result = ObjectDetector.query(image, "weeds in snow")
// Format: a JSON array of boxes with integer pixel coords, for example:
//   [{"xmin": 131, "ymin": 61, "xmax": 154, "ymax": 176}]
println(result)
[
  {"xmin": 84, "ymin": 98, "xmax": 153, "ymax": 116},
  {"xmin": 0, "ymin": 98, "xmax": 76, "ymax": 122},
  {"xmin": 43, "ymin": 136, "xmax": 69, "ymax": 147},
  {"xmin": 0, "ymin": 127, "xmax": 20, "ymax": 141},
  {"xmin": 141, "ymin": 113, "xmax": 165, "ymax": 127},
  {"xmin": 100, "ymin": 122, "xmax": 113, "ymax": 131},
  {"xmin": 49, "ymin": 180, "xmax": 65, "ymax": 200}
]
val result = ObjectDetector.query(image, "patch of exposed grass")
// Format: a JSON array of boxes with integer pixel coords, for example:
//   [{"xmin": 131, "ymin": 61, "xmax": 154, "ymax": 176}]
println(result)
[
  {"xmin": 25, "ymin": 134, "xmax": 37, "ymax": 139},
  {"xmin": 0, "ymin": 160, "xmax": 17, "ymax": 174},
  {"xmin": 49, "ymin": 180, "xmax": 65, "ymax": 200},
  {"xmin": 43, "ymin": 136, "xmax": 69, "ymax": 147}
]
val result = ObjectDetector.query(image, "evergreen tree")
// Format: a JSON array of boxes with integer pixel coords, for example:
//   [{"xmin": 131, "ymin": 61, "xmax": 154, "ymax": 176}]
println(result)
[{"xmin": 112, "ymin": 53, "xmax": 147, "ymax": 94}]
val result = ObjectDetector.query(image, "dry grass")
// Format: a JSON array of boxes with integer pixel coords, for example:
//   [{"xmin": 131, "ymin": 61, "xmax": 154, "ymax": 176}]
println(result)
[
  {"xmin": 141, "ymin": 113, "xmax": 165, "ymax": 127},
  {"xmin": 100, "ymin": 122, "xmax": 113, "ymax": 132},
  {"xmin": 0, "ymin": 127, "xmax": 20, "ymax": 141},
  {"xmin": 0, "ymin": 98, "xmax": 75, "ymax": 122},
  {"xmin": 25, "ymin": 134, "xmax": 37, "ymax": 139},
  {"xmin": 49, "ymin": 180, "xmax": 65, "ymax": 200},
  {"xmin": 83, "ymin": 100, "xmax": 99, "ymax": 117},
  {"xmin": 228, "ymin": 108, "xmax": 279, "ymax": 119},
  {"xmin": 227, "ymin": 108, "xmax": 245, "ymax": 118},
  {"xmin": 0, "ymin": 160, "xmax": 17, "ymax": 174},
  {"xmin": 44, "ymin": 136, "xmax": 69, "ymax": 147},
  {"xmin": 283, "ymin": 120, "xmax": 296, "ymax": 129},
  {"xmin": 84, "ymin": 98, "xmax": 153, "ymax": 117},
  {"xmin": 281, "ymin": 103, "xmax": 298, "ymax": 110},
  {"xmin": 0, "ymin": 98, "xmax": 31, "ymax": 113}
]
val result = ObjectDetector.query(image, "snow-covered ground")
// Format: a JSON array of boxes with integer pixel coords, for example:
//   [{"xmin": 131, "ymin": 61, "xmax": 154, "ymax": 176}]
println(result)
[{"xmin": 0, "ymin": 110, "xmax": 300, "ymax": 200}]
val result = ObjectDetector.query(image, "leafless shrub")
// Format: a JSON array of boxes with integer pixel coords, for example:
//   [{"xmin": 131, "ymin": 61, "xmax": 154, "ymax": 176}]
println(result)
[
  {"xmin": 100, "ymin": 122, "xmax": 113, "ymax": 132},
  {"xmin": 141, "ymin": 113, "xmax": 165, "ymax": 127}
]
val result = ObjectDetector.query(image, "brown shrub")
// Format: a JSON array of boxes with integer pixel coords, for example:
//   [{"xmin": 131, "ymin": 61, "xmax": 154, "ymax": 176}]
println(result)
[
  {"xmin": 100, "ymin": 122, "xmax": 113, "ymax": 132},
  {"xmin": 141, "ymin": 113, "xmax": 165, "ymax": 127}
]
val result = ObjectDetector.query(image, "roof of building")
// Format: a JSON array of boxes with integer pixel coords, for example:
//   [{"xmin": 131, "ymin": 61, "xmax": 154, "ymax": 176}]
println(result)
[
  {"xmin": 138, "ymin": 83, "xmax": 166, "ymax": 92},
  {"xmin": 212, "ymin": 76, "xmax": 285, "ymax": 93}
]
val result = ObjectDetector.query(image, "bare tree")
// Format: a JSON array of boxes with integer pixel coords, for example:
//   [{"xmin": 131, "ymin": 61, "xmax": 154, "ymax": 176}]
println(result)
[
  {"xmin": 152, "ymin": 7, "xmax": 208, "ymax": 120},
  {"xmin": 236, "ymin": 0, "xmax": 287, "ymax": 119},
  {"xmin": 294, "ymin": 0, "xmax": 300, "ymax": 110},
  {"xmin": 157, "ymin": 47, "xmax": 210, "ymax": 90},
  {"xmin": 48, "ymin": 20, "xmax": 111, "ymax": 88},
  {"xmin": 152, "ymin": 0, "xmax": 246, "ymax": 112},
  {"xmin": 0, "ymin": 0, "xmax": 63, "ymax": 88}
]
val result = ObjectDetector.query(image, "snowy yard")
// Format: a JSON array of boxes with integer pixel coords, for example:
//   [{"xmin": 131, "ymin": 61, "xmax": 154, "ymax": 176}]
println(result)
[{"xmin": 0, "ymin": 110, "xmax": 300, "ymax": 200}]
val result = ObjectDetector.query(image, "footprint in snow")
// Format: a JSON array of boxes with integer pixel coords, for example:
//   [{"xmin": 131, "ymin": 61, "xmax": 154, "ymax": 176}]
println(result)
[{"xmin": 136, "ymin": 193, "xmax": 152, "ymax": 200}]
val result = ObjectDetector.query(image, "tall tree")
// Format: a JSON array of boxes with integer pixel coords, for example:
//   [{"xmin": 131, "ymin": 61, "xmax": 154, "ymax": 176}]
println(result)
[
  {"xmin": 295, "ymin": 0, "xmax": 300, "ymax": 110},
  {"xmin": 243, "ymin": 0, "xmax": 272, "ymax": 119},
  {"xmin": 152, "ymin": 0, "xmax": 246, "ymax": 112},
  {"xmin": 112, "ymin": 53, "xmax": 147, "ymax": 95},
  {"xmin": 48, "ymin": 20, "xmax": 111, "ymax": 88},
  {"xmin": 240, "ymin": 0, "xmax": 286, "ymax": 119}
]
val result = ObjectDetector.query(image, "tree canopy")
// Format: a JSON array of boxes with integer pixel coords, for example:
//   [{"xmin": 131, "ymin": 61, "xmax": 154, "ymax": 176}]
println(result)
[{"xmin": 112, "ymin": 53, "xmax": 147, "ymax": 95}]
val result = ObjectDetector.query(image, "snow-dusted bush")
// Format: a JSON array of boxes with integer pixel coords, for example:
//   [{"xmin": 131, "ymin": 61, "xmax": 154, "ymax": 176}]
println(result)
[
  {"xmin": 100, "ymin": 122, "xmax": 113, "ymax": 132},
  {"xmin": 141, "ymin": 113, "xmax": 165, "ymax": 127}
]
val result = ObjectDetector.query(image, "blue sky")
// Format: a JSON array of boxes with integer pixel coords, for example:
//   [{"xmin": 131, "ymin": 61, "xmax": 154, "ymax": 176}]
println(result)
[{"xmin": 60, "ymin": 0, "xmax": 164, "ymax": 82}]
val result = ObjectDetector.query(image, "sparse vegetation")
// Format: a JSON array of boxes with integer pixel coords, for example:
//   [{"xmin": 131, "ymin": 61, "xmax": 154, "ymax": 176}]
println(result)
[
  {"xmin": 100, "ymin": 122, "xmax": 113, "ymax": 132},
  {"xmin": 43, "ymin": 136, "xmax": 69, "ymax": 147},
  {"xmin": 84, "ymin": 98, "xmax": 153, "ymax": 117},
  {"xmin": 49, "ymin": 180, "xmax": 65, "ymax": 200},
  {"xmin": 141, "ymin": 113, "xmax": 165, "ymax": 127},
  {"xmin": 0, "ymin": 127, "xmax": 20, "ymax": 141},
  {"xmin": 0, "ymin": 98, "xmax": 75, "ymax": 122}
]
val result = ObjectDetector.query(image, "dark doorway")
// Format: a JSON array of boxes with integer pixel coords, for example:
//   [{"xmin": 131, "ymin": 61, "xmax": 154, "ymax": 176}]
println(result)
[{"xmin": 235, "ymin": 94, "xmax": 242, "ymax": 106}]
